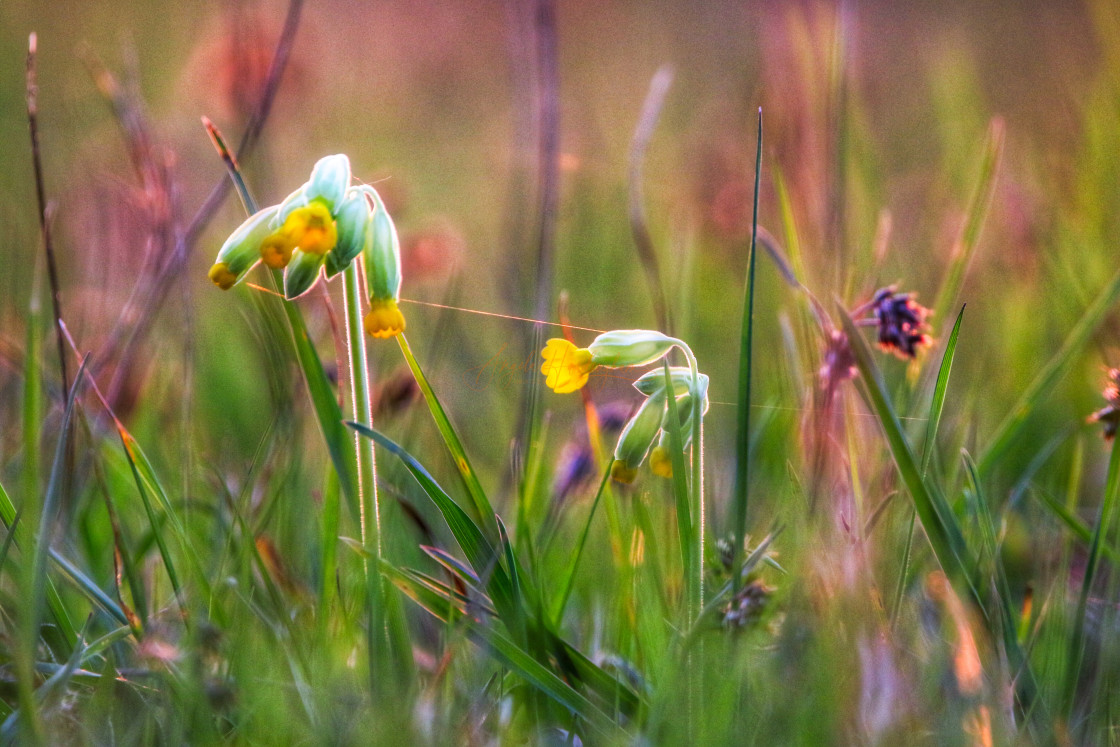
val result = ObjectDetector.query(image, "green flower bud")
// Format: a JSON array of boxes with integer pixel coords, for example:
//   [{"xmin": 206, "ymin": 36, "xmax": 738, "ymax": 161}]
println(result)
[
  {"xmin": 326, "ymin": 188, "xmax": 372, "ymax": 277},
  {"xmin": 305, "ymin": 154, "xmax": 351, "ymax": 210},
  {"xmin": 207, "ymin": 205, "xmax": 278, "ymax": 289},
  {"xmin": 588, "ymin": 330, "xmax": 676, "ymax": 368},
  {"xmin": 633, "ymin": 367, "xmax": 708, "ymax": 398},
  {"xmin": 363, "ymin": 187, "xmax": 402, "ymax": 302},
  {"xmin": 612, "ymin": 390, "xmax": 667, "ymax": 481},
  {"xmin": 283, "ymin": 248, "xmax": 326, "ymax": 299}
]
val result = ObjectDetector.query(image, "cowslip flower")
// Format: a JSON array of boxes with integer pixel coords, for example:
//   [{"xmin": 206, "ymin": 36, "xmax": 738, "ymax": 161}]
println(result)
[
  {"xmin": 207, "ymin": 154, "xmax": 376, "ymax": 300},
  {"xmin": 637, "ymin": 368, "xmax": 710, "ymax": 479},
  {"xmin": 539, "ymin": 330, "xmax": 678, "ymax": 394},
  {"xmin": 542, "ymin": 329, "xmax": 707, "ymax": 483}
]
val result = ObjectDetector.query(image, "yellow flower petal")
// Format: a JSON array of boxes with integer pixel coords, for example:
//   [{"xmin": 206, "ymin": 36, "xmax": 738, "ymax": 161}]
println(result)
[
  {"xmin": 364, "ymin": 297, "xmax": 406, "ymax": 339},
  {"xmin": 207, "ymin": 262, "xmax": 239, "ymax": 290},
  {"xmin": 540, "ymin": 338, "xmax": 595, "ymax": 393},
  {"xmin": 283, "ymin": 201, "xmax": 338, "ymax": 256},
  {"xmin": 260, "ymin": 230, "xmax": 295, "ymax": 268},
  {"xmin": 649, "ymin": 445, "xmax": 673, "ymax": 479},
  {"xmin": 610, "ymin": 459, "xmax": 638, "ymax": 484}
]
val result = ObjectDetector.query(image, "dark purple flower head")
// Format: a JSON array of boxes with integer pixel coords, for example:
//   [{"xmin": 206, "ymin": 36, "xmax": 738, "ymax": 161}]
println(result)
[{"xmin": 871, "ymin": 287, "xmax": 932, "ymax": 360}]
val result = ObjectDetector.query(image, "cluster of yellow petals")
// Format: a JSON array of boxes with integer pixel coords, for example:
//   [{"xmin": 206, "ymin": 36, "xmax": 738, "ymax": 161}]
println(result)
[
  {"xmin": 260, "ymin": 202, "xmax": 338, "ymax": 268},
  {"xmin": 364, "ymin": 297, "xmax": 406, "ymax": 339},
  {"xmin": 540, "ymin": 338, "xmax": 596, "ymax": 394}
]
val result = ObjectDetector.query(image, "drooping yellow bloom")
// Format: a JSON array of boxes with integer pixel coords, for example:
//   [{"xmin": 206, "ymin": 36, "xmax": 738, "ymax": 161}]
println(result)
[
  {"xmin": 610, "ymin": 460, "xmax": 638, "ymax": 484},
  {"xmin": 260, "ymin": 230, "xmax": 296, "ymax": 269},
  {"xmin": 207, "ymin": 262, "xmax": 240, "ymax": 290},
  {"xmin": 649, "ymin": 445, "xmax": 673, "ymax": 478},
  {"xmin": 540, "ymin": 338, "xmax": 596, "ymax": 393},
  {"xmin": 282, "ymin": 202, "xmax": 338, "ymax": 255},
  {"xmin": 364, "ymin": 297, "xmax": 406, "ymax": 339}
]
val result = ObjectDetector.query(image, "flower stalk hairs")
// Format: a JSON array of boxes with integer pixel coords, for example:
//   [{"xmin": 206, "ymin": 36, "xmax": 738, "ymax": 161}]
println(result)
[
  {"xmin": 207, "ymin": 154, "xmax": 405, "ymax": 339},
  {"xmin": 540, "ymin": 330, "xmax": 708, "ymax": 483}
]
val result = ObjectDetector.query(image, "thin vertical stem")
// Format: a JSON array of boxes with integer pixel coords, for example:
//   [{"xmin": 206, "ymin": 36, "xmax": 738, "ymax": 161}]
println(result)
[
  {"xmin": 27, "ymin": 33, "xmax": 69, "ymax": 399},
  {"xmin": 342, "ymin": 261, "xmax": 388, "ymax": 696}
]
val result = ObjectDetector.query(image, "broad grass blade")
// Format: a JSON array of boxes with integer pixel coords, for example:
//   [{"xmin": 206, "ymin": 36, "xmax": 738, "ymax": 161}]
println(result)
[
  {"xmin": 978, "ymin": 265, "xmax": 1120, "ymax": 477},
  {"xmin": 839, "ymin": 307, "xmax": 977, "ymax": 596},
  {"xmin": 396, "ymin": 334, "xmax": 499, "ymax": 541}
]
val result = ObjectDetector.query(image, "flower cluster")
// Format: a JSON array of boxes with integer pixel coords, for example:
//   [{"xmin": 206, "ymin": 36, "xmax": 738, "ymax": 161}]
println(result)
[
  {"xmin": 540, "ymin": 330, "xmax": 708, "ymax": 483},
  {"xmin": 1089, "ymin": 368, "xmax": 1120, "ymax": 440},
  {"xmin": 869, "ymin": 287, "xmax": 932, "ymax": 360},
  {"xmin": 207, "ymin": 154, "xmax": 405, "ymax": 339},
  {"xmin": 614, "ymin": 366, "xmax": 710, "ymax": 483}
]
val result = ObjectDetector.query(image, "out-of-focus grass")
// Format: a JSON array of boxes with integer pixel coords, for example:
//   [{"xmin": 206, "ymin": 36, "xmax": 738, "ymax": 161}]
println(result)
[{"xmin": 3, "ymin": 0, "xmax": 1120, "ymax": 743}]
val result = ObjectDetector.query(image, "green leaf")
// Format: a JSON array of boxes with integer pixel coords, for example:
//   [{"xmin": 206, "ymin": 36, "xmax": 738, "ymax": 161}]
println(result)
[
  {"xmin": 978, "ymin": 264, "xmax": 1120, "ymax": 477},
  {"xmin": 347, "ymin": 422, "xmax": 517, "ymax": 623},
  {"xmin": 396, "ymin": 334, "xmax": 499, "ymax": 540},
  {"xmin": 732, "ymin": 108, "xmax": 763, "ymax": 575},
  {"xmin": 839, "ymin": 306, "xmax": 977, "ymax": 596}
]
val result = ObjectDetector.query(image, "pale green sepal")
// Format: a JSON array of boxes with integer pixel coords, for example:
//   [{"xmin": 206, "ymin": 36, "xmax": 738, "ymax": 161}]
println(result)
[
  {"xmin": 364, "ymin": 188, "xmax": 403, "ymax": 301},
  {"xmin": 305, "ymin": 154, "xmax": 351, "ymax": 210},
  {"xmin": 283, "ymin": 248, "xmax": 327, "ymax": 299},
  {"xmin": 216, "ymin": 205, "xmax": 278, "ymax": 268},
  {"xmin": 613, "ymin": 390, "xmax": 667, "ymax": 469},
  {"xmin": 331, "ymin": 188, "xmax": 372, "ymax": 270},
  {"xmin": 588, "ymin": 330, "xmax": 676, "ymax": 368},
  {"xmin": 634, "ymin": 367, "xmax": 708, "ymax": 398}
]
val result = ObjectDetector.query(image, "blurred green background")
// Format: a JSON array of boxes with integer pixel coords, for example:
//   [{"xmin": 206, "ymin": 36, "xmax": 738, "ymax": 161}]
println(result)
[{"xmin": 0, "ymin": 0, "xmax": 1114, "ymax": 508}]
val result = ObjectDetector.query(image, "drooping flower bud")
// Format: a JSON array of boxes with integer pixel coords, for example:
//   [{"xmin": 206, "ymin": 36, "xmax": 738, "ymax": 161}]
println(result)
[
  {"xmin": 611, "ymin": 390, "xmax": 667, "ymax": 483},
  {"xmin": 283, "ymin": 248, "xmax": 326, "ymax": 299},
  {"xmin": 364, "ymin": 297, "xmax": 406, "ymax": 339},
  {"xmin": 326, "ymin": 188, "xmax": 372, "ymax": 277},
  {"xmin": 207, "ymin": 205, "xmax": 278, "ymax": 289},
  {"xmin": 363, "ymin": 188, "xmax": 403, "ymax": 303}
]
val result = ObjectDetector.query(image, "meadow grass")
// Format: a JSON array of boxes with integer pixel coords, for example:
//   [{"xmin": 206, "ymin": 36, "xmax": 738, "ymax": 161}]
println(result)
[{"xmin": 5, "ymin": 1, "xmax": 1120, "ymax": 744}]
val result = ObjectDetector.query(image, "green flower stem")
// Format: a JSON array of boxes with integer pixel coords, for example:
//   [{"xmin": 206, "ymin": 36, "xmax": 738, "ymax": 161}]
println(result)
[{"xmin": 342, "ymin": 261, "xmax": 395, "ymax": 693}]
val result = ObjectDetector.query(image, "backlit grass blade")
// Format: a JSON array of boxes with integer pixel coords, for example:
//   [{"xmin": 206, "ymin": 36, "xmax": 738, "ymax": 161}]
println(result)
[
  {"xmin": 117, "ymin": 429, "xmax": 187, "ymax": 609},
  {"xmin": 931, "ymin": 118, "xmax": 1004, "ymax": 329},
  {"xmin": 0, "ymin": 477, "xmax": 78, "ymax": 650},
  {"xmin": 347, "ymin": 422, "xmax": 516, "ymax": 622},
  {"xmin": 550, "ymin": 465, "xmax": 611, "ymax": 624},
  {"xmin": 978, "ymin": 265, "xmax": 1120, "ymax": 477},
  {"xmin": 383, "ymin": 560, "xmax": 625, "ymax": 738},
  {"xmin": 732, "ymin": 108, "xmax": 763, "ymax": 577},
  {"xmin": 19, "ymin": 356, "xmax": 88, "ymax": 743},
  {"xmin": 396, "ymin": 333, "xmax": 499, "ymax": 541},
  {"xmin": 839, "ymin": 307, "xmax": 977, "ymax": 596},
  {"xmin": 961, "ymin": 449, "xmax": 1043, "ymax": 719},
  {"xmin": 1065, "ymin": 427, "xmax": 1120, "ymax": 720},
  {"xmin": 892, "ymin": 304, "xmax": 965, "ymax": 623},
  {"xmin": 22, "ymin": 272, "xmax": 42, "ymax": 534},
  {"xmin": 922, "ymin": 305, "xmax": 965, "ymax": 475},
  {"xmin": 1033, "ymin": 489, "xmax": 1120, "ymax": 563},
  {"xmin": 281, "ymin": 294, "xmax": 360, "ymax": 517}
]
